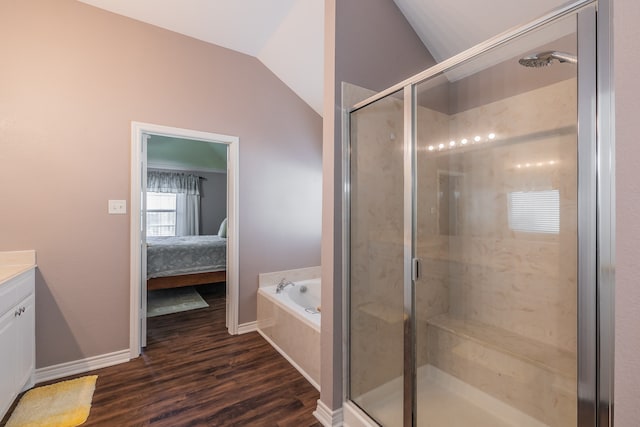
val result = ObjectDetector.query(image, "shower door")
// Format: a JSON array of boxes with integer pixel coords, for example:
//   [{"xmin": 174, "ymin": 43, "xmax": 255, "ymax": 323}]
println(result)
[
  {"xmin": 348, "ymin": 90, "xmax": 407, "ymax": 426},
  {"xmin": 347, "ymin": 3, "xmax": 598, "ymax": 426},
  {"xmin": 414, "ymin": 10, "xmax": 583, "ymax": 427}
]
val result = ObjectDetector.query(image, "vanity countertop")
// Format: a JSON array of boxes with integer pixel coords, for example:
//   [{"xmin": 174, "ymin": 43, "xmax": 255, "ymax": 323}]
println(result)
[{"xmin": 0, "ymin": 250, "xmax": 36, "ymax": 284}]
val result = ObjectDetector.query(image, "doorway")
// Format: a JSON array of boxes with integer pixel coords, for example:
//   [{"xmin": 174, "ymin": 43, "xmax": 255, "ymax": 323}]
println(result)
[{"xmin": 130, "ymin": 122, "xmax": 240, "ymax": 357}]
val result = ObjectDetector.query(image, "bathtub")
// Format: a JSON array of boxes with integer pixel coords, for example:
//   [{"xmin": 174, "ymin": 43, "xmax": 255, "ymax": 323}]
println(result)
[{"xmin": 257, "ymin": 278, "xmax": 321, "ymax": 390}]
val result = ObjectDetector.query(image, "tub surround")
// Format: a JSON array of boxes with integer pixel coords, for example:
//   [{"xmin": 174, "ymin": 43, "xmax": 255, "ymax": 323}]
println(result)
[
  {"xmin": 258, "ymin": 294, "xmax": 321, "ymax": 389},
  {"xmin": 259, "ymin": 281, "xmax": 321, "ymax": 332},
  {"xmin": 257, "ymin": 267, "xmax": 321, "ymax": 391}
]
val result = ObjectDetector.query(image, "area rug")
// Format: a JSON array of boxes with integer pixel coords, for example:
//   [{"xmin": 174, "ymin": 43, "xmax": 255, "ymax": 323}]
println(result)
[
  {"xmin": 6, "ymin": 375, "xmax": 97, "ymax": 427},
  {"xmin": 147, "ymin": 286, "xmax": 209, "ymax": 317}
]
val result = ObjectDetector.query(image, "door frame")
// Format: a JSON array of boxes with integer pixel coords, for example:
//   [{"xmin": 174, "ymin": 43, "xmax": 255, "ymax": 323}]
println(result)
[{"xmin": 129, "ymin": 121, "xmax": 240, "ymax": 358}]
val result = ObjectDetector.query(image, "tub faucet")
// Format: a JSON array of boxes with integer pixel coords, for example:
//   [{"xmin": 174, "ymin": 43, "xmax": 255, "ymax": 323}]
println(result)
[{"xmin": 276, "ymin": 278, "xmax": 295, "ymax": 293}]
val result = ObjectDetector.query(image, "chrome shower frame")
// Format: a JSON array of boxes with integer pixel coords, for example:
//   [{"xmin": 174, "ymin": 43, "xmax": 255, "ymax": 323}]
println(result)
[{"xmin": 341, "ymin": 0, "xmax": 614, "ymax": 425}]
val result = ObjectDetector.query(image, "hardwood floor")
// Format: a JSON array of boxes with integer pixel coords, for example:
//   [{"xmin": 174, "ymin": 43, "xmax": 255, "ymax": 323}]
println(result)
[{"xmin": 2, "ymin": 284, "xmax": 321, "ymax": 427}]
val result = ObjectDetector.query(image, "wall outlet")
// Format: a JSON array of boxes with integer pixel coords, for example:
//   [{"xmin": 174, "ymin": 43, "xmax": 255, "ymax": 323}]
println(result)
[{"xmin": 108, "ymin": 200, "xmax": 127, "ymax": 214}]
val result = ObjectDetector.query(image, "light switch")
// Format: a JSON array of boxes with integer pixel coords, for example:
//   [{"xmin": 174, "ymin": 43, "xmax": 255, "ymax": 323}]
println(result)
[{"xmin": 108, "ymin": 200, "xmax": 127, "ymax": 214}]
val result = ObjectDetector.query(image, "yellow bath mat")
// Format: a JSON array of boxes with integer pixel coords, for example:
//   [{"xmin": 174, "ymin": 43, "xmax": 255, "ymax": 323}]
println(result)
[{"xmin": 6, "ymin": 375, "xmax": 98, "ymax": 427}]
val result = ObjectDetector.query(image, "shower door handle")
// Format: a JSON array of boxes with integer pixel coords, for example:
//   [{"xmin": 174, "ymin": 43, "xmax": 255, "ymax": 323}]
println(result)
[{"xmin": 412, "ymin": 258, "xmax": 421, "ymax": 281}]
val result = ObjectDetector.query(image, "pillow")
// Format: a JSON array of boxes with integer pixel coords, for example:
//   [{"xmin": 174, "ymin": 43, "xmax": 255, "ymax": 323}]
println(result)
[{"xmin": 218, "ymin": 218, "xmax": 228, "ymax": 238}]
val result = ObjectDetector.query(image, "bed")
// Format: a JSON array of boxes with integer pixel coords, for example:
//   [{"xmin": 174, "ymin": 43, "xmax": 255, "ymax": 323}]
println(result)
[{"xmin": 146, "ymin": 235, "xmax": 227, "ymax": 290}]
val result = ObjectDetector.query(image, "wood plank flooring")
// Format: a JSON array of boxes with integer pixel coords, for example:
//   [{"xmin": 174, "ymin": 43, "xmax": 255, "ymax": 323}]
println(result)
[{"xmin": 2, "ymin": 284, "xmax": 321, "ymax": 426}]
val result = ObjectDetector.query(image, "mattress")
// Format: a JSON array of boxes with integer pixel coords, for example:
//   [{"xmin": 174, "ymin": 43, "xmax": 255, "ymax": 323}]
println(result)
[{"xmin": 146, "ymin": 235, "xmax": 226, "ymax": 279}]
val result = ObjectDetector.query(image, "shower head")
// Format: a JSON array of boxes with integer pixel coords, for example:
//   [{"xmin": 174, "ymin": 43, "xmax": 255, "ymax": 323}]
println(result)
[{"xmin": 518, "ymin": 51, "xmax": 577, "ymax": 67}]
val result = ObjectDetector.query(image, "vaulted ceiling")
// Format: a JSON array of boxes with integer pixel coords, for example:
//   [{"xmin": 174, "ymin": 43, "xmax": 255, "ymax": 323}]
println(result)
[
  {"xmin": 393, "ymin": 0, "xmax": 569, "ymax": 63},
  {"xmin": 78, "ymin": 0, "xmax": 324, "ymax": 114},
  {"xmin": 77, "ymin": 0, "xmax": 567, "ymax": 117}
]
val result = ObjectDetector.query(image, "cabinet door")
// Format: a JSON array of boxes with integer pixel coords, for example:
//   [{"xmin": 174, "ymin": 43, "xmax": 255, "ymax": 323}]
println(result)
[
  {"xmin": 15, "ymin": 294, "xmax": 35, "ymax": 391},
  {"xmin": 0, "ymin": 308, "xmax": 18, "ymax": 418}
]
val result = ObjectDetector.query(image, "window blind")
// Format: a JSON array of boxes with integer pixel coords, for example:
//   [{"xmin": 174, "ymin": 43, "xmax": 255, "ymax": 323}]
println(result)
[{"xmin": 508, "ymin": 190, "xmax": 560, "ymax": 234}]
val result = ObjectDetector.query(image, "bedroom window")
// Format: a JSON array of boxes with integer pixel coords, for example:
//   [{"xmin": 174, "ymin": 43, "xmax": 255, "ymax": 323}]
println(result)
[{"xmin": 146, "ymin": 192, "xmax": 177, "ymax": 236}]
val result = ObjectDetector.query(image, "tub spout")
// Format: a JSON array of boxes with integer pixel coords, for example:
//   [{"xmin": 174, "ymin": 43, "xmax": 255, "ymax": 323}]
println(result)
[{"xmin": 276, "ymin": 278, "xmax": 295, "ymax": 293}]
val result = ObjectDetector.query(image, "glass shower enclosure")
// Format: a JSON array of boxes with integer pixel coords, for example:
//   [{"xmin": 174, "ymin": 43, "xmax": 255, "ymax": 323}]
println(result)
[{"xmin": 345, "ymin": 1, "xmax": 603, "ymax": 426}]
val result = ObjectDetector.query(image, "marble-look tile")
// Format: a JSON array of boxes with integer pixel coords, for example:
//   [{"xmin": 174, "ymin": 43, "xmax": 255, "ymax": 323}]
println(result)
[
  {"xmin": 428, "ymin": 314, "xmax": 575, "ymax": 378},
  {"xmin": 343, "ymin": 82, "xmax": 377, "ymax": 110},
  {"xmin": 349, "ymin": 94, "xmax": 408, "ymax": 398},
  {"xmin": 257, "ymin": 293, "xmax": 321, "ymax": 386},
  {"xmin": 350, "ymin": 306, "xmax": 405, "ymax": 398},
  {"xmin": 414, "ymin": 78, "xmax": 578, "ymax": 350},
  {"xmin": 426, "ymin": 321, "xmax": 576, "ymax": 427}
]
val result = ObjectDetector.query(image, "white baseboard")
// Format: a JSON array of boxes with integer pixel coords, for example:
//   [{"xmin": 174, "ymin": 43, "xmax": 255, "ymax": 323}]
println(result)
[
  {"xmin": 237, "ymin": 320, "xmax": 258, "ymax": 334},
  {"xmin": 257, "ymin": 329, "xmax": 320, "ymax": 391},
  {"xmin": 313, "ymin": 399, "xmax": 344, "ymax": 427},
  {"xmin": 34, "ymin": 349, "xmax": 130, "ymax": 384}
]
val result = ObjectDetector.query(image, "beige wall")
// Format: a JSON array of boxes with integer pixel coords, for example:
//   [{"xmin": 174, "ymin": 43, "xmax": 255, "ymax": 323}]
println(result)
[
  {"xmin": 614, "ymin": 0, "xmax": 640, "ymax": 425},
  {"xmin": 0, "ymin": 0, "xmax": 322, "ymax": 368}
]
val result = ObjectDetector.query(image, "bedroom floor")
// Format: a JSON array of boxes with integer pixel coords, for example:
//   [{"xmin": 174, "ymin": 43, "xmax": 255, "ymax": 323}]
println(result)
[{"xmin": 1, "ymin": 283, "xmax": 321, "ymax": 427}]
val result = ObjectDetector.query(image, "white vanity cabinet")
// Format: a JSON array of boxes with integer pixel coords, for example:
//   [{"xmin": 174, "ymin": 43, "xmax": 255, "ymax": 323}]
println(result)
[{"xmin": 0, "ymin": 267, "xmax": 35, "ymax": 419}]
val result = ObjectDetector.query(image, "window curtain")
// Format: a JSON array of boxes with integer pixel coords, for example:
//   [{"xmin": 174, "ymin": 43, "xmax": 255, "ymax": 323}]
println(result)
[
  {"xmin": 147, "ymin": 171, "xmax": 200, "ymax": 236},
  {"xmin": 176, "ymin": 193, "xmax": 199, "ymax": 236}
]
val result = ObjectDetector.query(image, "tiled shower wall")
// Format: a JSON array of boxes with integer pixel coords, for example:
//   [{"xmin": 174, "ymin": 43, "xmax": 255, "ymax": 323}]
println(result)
[
  {"xmin": 416, "ymin": 78, "xmax": 578, "ymax": 426},
  {"xmin": 417, "ymin": 78, "xmax": 578, "ymax": 352}
]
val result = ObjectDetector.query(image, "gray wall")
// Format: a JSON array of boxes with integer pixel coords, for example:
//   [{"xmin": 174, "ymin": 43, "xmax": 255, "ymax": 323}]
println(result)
[
  {"xmin": 0, "ymin": 0, "xmax": 322, "ymax": 368},
  {"xmin": 322, "ymin": 0, "xmax": 436, "ymax": 410},
  {"xmin": 200, "ymin": 172, "xmax": 227, "ymax": 236}
]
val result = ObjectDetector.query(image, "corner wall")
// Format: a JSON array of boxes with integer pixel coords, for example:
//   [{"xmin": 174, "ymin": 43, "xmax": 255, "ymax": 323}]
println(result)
[{"xmin": 0, "ymin": 0, "xmax": 322, "ymax": 368}]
